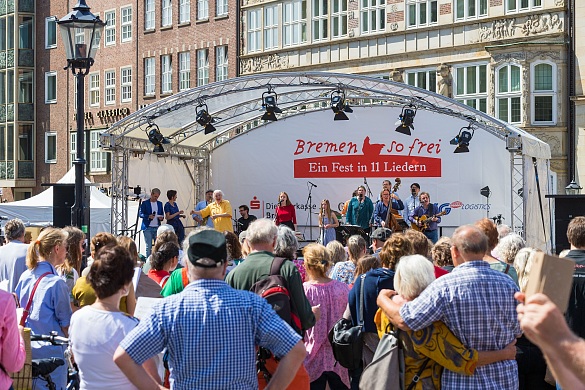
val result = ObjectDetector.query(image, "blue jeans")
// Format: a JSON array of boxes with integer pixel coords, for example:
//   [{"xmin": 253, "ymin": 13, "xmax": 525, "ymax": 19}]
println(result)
[
  {"xmin": 143, "ymin": 226, "xmax": 158, "ymax": 257},
  {"xmin": 424, "ymin": 229, "xmax": 439, "ymax": 244}
]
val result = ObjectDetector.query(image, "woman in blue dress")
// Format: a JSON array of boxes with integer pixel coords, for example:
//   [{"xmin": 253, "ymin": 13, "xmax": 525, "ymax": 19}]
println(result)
[
  {"xmin": 318, "ymin": 199, "xmax": 339, "ymax": 246},
  {"xmin": 15, "ymin": 227, "xmax": 72, "ymax": 390},
  {"xmin": 164, "ymin": 189, "xmax": 186, "ymax": 243}
]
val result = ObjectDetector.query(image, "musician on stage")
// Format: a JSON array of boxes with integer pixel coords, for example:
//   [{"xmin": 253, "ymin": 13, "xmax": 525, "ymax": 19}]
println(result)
[
  {"xmin": 237, "ymin": 204, "xmax": 257, "ymax": 232},
  {"xmin": 275, "ymin": 191, "xmax": 297, "ymax": 231},
  {"xmin": 403, "ymin": 182, "xmax": 421, "ymax": 228},
  {"xmin": 373, "ymin": 188, "xmax": 404, "ymax": 228},
  {"xmin": 410, "ymin": 191, "xmax": 441, "ymax": 243},
  {"xmin": 346, "ymin": 185, "xmax": 374, "ymax": 234}
]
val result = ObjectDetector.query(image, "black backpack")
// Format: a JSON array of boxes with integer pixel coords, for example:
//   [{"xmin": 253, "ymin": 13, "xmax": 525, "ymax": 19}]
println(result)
[{"xmin": 250, "ymin": 257, "xmax": 302, "ymax": 334}]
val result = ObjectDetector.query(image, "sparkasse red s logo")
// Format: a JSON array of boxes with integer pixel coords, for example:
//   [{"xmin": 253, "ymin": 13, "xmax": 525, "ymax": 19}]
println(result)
[{"xmin": 250, "ymin": 196, "xmax": 260, "ymax": 210}]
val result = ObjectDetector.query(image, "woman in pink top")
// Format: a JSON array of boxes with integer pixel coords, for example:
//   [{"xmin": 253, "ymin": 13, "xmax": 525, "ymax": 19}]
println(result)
[
  {"xmin": 302, "ymin": 243, "xmax": 350, "ymax": 389},
  {"xmin": 0, "ymin": 289, "xmax": 26, "ymax": 390}
]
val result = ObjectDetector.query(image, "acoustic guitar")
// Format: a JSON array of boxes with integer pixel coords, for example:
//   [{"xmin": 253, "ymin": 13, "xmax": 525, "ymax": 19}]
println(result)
[{"xmin": 412, "ymin": 211, "xmax": 447, "ymax": 232}]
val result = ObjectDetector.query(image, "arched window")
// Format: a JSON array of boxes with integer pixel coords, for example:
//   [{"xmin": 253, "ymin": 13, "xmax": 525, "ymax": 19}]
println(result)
[{"xmin": 496, "ymin": 64, "xmax": 522, "ymax": 124}]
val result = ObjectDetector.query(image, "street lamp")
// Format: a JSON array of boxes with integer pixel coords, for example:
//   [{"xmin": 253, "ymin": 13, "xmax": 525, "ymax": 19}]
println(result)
[
  {"xmin": 565, "ymin": 180, "xmax": 583, "ymax": 195},
  {"xmin": 58, "ymin": 0, "xmax": 105, "ymax": 231}
]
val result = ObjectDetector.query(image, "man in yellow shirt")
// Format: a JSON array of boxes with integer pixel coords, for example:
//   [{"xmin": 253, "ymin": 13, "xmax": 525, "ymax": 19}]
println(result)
[{"xmin": 190, "ymin": 190, "xmax": 233, "ymax": 232}]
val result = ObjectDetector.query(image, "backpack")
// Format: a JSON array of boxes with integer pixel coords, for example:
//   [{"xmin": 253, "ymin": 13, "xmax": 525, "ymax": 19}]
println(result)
[
  {"xmin": 359, "ymin": 325, "xmax": 430, "ymax": 390},
  {"xmin": 250, "ymin": 257, "xmax": 302, "ymax": 334}
]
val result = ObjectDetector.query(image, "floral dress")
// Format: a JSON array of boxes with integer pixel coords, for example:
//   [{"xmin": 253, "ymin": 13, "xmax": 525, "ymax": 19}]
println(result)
[{"xmin": 329, "ymin": 261, "xmax": 356, "ymax": 285}]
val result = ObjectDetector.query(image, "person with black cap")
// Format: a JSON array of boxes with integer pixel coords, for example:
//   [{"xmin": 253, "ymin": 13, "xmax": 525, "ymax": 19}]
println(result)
[
  {"xmin": 114, "ymin": 227, "xmax": 306, "ymax": 389},
  {"xmin": 370, "ymin": 227, "xmax": 392, "ymax": 259}
]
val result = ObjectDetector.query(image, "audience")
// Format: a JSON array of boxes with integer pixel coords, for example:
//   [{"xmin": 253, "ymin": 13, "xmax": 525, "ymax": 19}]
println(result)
[{"xmin": 330, "ymin": 235, "xmax": 366, "ymax": 285}]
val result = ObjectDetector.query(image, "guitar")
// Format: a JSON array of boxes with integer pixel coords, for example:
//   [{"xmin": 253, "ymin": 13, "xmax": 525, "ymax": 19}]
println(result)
[{"xmin": 412, "ymin": 211, "xmax": 447, "ymax": 232}]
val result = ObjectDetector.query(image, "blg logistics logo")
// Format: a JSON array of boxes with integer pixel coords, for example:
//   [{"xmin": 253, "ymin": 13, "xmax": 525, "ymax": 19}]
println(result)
[
  {"xmin": 293, "ymin": 135, "xmax": 443, "ymax": 178},
  {"xmin": 447, "ymin": 200, "xmax": 490, "ymax": 211}
]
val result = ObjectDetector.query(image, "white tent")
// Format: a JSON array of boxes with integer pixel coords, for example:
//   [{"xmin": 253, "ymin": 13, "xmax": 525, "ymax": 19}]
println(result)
[{"xmin": 0, "ymin": 168, "xmax": 112, "ymax": 236}]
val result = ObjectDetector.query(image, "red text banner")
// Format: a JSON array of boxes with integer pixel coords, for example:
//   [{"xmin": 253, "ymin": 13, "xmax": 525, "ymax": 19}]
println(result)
[{"xmin": 294, "ymin": 155, "xmax": 441, "ymax": 178}]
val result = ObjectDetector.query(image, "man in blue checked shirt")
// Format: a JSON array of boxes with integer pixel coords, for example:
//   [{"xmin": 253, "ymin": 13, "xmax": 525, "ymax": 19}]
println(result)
[
  {"xmin": 378, "ymin": 225, "xmax": 521, "ymax": 389},
  {"xmin": 114, "ymin": 228, "xmax": 306, "ymax": 390}
]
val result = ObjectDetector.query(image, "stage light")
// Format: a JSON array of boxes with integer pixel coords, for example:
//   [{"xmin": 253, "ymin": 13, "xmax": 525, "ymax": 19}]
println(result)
[
  {"xmin": 146, "ymin": 121, "xmax": 170, "ymax": 153},
  {"xmin": 196, "ymin": 103, "xmax": 216, "ymax": 134},
  {"xmin": 261, "ymin": 87, "xmax": 282, "ymax": 121},
  {"xmin": 395, "ymin": 104, "xmax": 417, "ymax": 135},
  {"xmin": 330, "ymin": 90, "xmax": 353, "ymax": 121},
  {"xmin": 450, "ymin": 126, "xmax": 474, "ymax": 153}
]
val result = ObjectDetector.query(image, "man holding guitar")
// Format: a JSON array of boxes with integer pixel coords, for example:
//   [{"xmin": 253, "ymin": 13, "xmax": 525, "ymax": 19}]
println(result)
[{"xmin": 410, "ymin": 192, "xmax": 443, "ymax": 243}]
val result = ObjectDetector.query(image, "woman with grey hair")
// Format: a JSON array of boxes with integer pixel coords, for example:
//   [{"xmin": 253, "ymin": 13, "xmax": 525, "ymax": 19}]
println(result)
[
  {"xmin": 330, "ymin": 235, "xmax": 366, "ymax": 285},
  {"xmin": 376, "ymin": 255, "xmax": 517, "ymax": 389},
  {"xmin": 494, "ymin": 233, "xmax": 526, "ymax": 265},
  {"xmin": 274, "ymin": 225, "xmax": 305, "ymax": 282}
]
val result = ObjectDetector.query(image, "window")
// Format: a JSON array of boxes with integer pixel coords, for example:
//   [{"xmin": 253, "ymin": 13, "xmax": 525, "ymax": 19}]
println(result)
[
  {"xmin": 121, "ymin": 7, "xmax": 132, "ymax": 42},
  {"xmin": 283, "ymin": 0, "xmax": 307, "ymax": 46},
  {"xmin": 247, "ymin": 9, "xmax": 261, "ymax": 53},
  {"xmin": 312, "ymin": 0, "xmax": 328, "ymax": 41},
  {"xmin": 70, "ymin": 132, "xmax": 76, "ymax": 168},
  {"xmin": 105, "ymin": 10, "xmax": 116, "ymax": 45},
  {"xmin": 180, "ymin": 0, "xmax": 190, "ymax": 23},
  {"xmin": 105, "ymin": 70, "xmax": 116, "ymax": 105},
  {"xmin": 360, "ymin": 0, "xmax": 385, "ymax": 34},
  {"xmin": 162, "ymin": 0, "xmax": 172, "ymax": 26},
  {"xmin": 407, "ymin": 0, "xmax": 437, "ymax": 28},
  {"xmin": 89, "ymin": 73, "xmax": 100, "ymax": 106},
  {"xmin": 18, "ymin": 70, "xmax": 33, "ymax": 104},
  {"xmin": 144, "ymin": 57, "xmax": 155, "ymax": 95},
  {"xmin": 198, "ymin": 0, "xmax": 209, "ymax": 20},
  {"xmin": 331, "ymin": 0, "xmax": 348, "ymax": 38},
  {"xmin": 456, "ymin": 0, "xmax": 488, "ymax": 19},
  {"xmin": 506, "ymin": 0, "xmax": 542, "ymax": 12},
  {"xmin": 45, "ymin": 132, "xmax": 57, "ymax": 163},
  {"xmin": 45, "ymin": 17, "xmax": 57, "ymax": 48},
  {"xmin": 18, "ymin": 16, "xmax": 33, "ymax": 49},
  {"xmin": 145, "ymin": 0, "xmax": 155, "ymax": 29},
  {"xmin": 121, "ymin": 67, "xmax": 132, "ymax": 102},
  {"xmin": 45, "ymin": 71, "xmax": 57, "ymax": 103},
  {"xmin": 197, "ymin": 48, "xmax": 209, "ymax": 86},
  {"xmin": 264, "ymin": 5, "xmax": 279, "ymax": 50},
  {"xmin": 531, "ymin": 62, "xmax": 556, "ymax": 124},
  {"xmin": 216, "ymin": 46, "xmax": 228, "ymax": 82},
  {"xmin": 496, "ymin": 64, "xmax": 522, "ymax": 124},
  {"xmin": 217, "ymin": 0, "xmax": 228, "ymax": 16},
  {"xmin": 179, "ymin": 52, "xmax": 190, "ymax": 91},
  {"xmin": 90, "ymin": 130, "xmax": 108, "ymax": 172},
  {"xmin": 75, "ymin": 27, "xmax": 85, "ymax": 44},
  {"xmin": 454, "ymin": 63, "xmax": 488, "ymax": 113},
  {"xmin": 161, "ymin": 55, "xmax": 172, "ymax": 93},
  {"xmin": 405, "ymin": 69, "xmax": 436, "ymax": 93}
]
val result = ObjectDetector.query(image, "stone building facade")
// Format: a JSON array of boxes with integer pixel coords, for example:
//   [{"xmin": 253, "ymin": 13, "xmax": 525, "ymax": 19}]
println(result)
[{"xmin": 239, "ymin": 0, "xmax": 572, "ymax": 192}]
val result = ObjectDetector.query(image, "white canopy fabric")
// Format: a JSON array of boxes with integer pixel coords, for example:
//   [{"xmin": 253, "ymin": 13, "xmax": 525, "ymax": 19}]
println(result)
[{"xmin": 0, "ymin": 168, "xmax": 112, "ymax": 236}]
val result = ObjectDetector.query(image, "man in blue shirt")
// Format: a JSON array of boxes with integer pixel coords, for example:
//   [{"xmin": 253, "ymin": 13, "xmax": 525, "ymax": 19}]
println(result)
[
  {"xmin": 114, "ymin": 228, "xmax": 306, "ymax": 390},
  {"xmin": 192, "ymin": 189, "xmax": 214, "ymax": 228},
  {"xmin": 402, "ymin": 182, "xmax": 421, "ymax": 227},
  {"xmin": 0, "ymin": 218, "xmax": 28, "ymax": 293}
]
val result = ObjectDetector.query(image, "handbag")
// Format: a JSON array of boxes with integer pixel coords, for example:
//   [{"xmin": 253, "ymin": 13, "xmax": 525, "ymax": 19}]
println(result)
[
  {"xmin": 359, "ymin": 324, "xmax": 430, "ymax": 390},
  {"xmin": 328, "ymin": 274, "xmax": 366, "ymax": 370}
]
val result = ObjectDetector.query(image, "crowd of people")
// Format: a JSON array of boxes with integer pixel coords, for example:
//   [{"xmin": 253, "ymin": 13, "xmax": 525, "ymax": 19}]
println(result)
[{"xmin": 1, "ymin": 180, "xmax": 585, "ymax": 390}]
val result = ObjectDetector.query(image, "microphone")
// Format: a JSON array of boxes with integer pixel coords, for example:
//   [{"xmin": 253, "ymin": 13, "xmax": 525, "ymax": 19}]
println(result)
[
  {"xmin": 363, "ymin": 177, "xmax": 367, "ymax": 184},
  {"xmin": 308, "ymin": 181, "xmax": 318, "ymax": 187}
]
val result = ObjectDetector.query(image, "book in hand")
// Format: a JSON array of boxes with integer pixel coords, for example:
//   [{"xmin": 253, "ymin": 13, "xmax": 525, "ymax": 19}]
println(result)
[{"xmin": 524, "ymin": 252, "xmax": 575, "ymax": 313}]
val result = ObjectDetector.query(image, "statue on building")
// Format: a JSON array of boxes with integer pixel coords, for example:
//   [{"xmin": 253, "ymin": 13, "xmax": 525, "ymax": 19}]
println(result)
[
  {"xmin": 389, "ymin": 70, "xmax": 403, "ymax": 83},
  {"xmin": 436, "ymin": 64, "xmax": 453, "ymax": 98}
]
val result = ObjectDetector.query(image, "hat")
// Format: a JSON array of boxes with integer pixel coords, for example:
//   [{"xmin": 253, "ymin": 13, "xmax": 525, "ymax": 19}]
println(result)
[
  {"xmin": 187, "ymin": 230, "xmax": 227, "ymax": 268},
  {"xmin": 371, "ymin": 227, "xmax": 392, "ymax": 242}
]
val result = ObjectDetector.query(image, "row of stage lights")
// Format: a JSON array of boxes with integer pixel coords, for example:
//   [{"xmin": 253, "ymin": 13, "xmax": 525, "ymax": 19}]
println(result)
[{"xmin": 146, "ymin": 87, "xmax": 473, "ymax": 154}]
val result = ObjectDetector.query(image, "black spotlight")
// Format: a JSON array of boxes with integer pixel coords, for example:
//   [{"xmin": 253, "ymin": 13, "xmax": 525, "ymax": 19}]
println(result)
[
  {"xmin": 146, "ymin": 121, "xmax": 170, "ymax": 153},
  {"xmin": 196, "ymin": 103, "xmax": 216, "ymax": 135},
  {"xmin": 395, "ymin": 104, "xmax": 417, "ymax": 135},
  {"xmin": 261, "ymin": 88, "xmax": 282, "ymax": 121},
  {"xmin": 330, "ymin": 90, "xmax": 353, "ymax": 121},
  {"xmin": 450, "ymin": 126, "xmax": 474, "ymax": 153}
]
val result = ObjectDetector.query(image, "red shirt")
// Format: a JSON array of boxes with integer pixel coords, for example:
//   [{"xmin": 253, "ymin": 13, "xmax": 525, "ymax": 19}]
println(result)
[
  {"xmin": 275, "ymin": 204, "xmax": 297, "ymax": 225},
  {"xmin": 434, "ymin": 265, "xmax": 449, "ymax": 279},
  {"xmin": 147, "ymin": 269, "xmax": 171, "ymax": 288}
]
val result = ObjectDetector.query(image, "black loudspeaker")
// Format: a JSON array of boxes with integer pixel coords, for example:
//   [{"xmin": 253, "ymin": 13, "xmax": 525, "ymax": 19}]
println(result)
[
  {"xmin": 53, "ymin": 185, "xmax": 75, "ymax": 228},
  {"xmin": 551, "ymin": 196, "xmax": 585, "ymax": 254}
]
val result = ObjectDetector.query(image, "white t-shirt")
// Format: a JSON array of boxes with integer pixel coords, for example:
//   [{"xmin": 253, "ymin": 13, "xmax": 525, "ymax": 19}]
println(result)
[
  {"xmin": 69, "ymin": 306, "xmax": 140, "ymax": 390},
  {"xmin": 149, "ymin": 202, "xmax": 159, "ymax": 227}
]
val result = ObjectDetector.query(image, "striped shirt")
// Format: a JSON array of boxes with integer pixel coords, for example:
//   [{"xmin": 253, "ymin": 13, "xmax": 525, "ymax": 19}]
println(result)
[
  {"xmin": 400, "ymin": 261, "xmax": 521, "ymax": 389},
  {"xmin": 120, "ymin": 279, "xmax": 301, "ymax": 390}
]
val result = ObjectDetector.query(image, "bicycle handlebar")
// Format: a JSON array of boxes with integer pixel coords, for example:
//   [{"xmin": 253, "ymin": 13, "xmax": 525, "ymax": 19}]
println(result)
[{"xmin": 31, "ymin": 333, "xmax": 69, "ymax": 345}]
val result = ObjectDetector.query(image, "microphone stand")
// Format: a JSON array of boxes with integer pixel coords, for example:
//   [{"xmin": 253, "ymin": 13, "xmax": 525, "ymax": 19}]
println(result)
[
  {"xmin": 305, "ymin": 184, "xmax": 315, "ymax": 241},
  {"xmin": 319, "ymin": 207, "xmax": 325, "ymax": 244},
  {"xmin": 363, "ymin": 177, "xmax": 373, "ymax": 199}
]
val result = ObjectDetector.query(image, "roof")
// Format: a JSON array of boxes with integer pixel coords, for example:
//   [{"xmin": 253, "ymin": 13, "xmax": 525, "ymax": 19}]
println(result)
[{"xmin": 101, "ymin": 72, "xmax": 551, "ymax": 160}]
